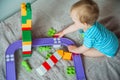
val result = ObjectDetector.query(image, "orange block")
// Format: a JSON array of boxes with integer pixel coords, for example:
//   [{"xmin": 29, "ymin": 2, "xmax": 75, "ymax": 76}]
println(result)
[
  {"xmin": 62, "ymin": 52, "xmax": 72, "ymax": 60},
  {"xmin": 22, "ymin": 42, "xmax": 32, "ymax": 45},
  {"xmin": 57, "ymin": 50, "xmax": 64, "ymax": 57}
]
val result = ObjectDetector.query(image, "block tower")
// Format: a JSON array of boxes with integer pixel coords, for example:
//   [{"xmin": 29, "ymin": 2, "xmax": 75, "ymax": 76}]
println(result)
[{"xmin": 21, "ymin": 3, "xmax": 32, "ymax": 57}]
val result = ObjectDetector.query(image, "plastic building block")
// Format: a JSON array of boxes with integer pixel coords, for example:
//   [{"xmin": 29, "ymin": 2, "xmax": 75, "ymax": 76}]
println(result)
[
  {"xmin": 46, "ymin": 53, "xmax": 52, "ymax": 60},
  {"xmin": 57, "ymin": 50, "xmax": 64, "ymax": 57},
  {"xmin": 22, "ymin": 54, "xmax": 32, "ymax": 57},
  {"xmin": 66, "ymin": 66, "xmax": 75, "ymax": 75},
  {"xmin": 53, "ymin": 38, "xmax": 61, "ymax": 48},
  {"xmin": 22, "ymin": 30, "xmax": 32, "ymax": 42},
  {"xmin": 36, "ymin": 51, "xmax": 62, "ymax": 76},
  {"xmin": 21, "ymin": 3, "xmax": 27, "ymax": 16},
  {"xmin": 72, "ymin": 54, "xmax": 86, "ymax": 80},
  {"xmin": 47, "ymin": 28, "xmax": 56, "ymax": 37},
  {"xmin": 37, "ymin": 46, "xmax": 51, "ymax": 53},
  {"xmin": 21, "ymin": 60, "xmax": 31, "ymax": 72},
  {"xmin": 22, "ymin": 45, "xmax": 31, "ymax": 51},
  {"xmin": 62, "ymin": 52, "xmax": 72, "ymax": 60},
  {"xmin": 22, "ymin": 42, "xmax": 31, "ymax": 45},
  {"xmin": 22, "ymin": 20, "xmax": 32, "ymax": 28}
]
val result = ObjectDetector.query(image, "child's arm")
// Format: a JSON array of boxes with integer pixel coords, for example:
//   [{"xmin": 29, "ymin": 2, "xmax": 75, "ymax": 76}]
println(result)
[
  {"xmin": 68, "ymin": 45, "xmax": 89, "ymax": 54},
  {"xmin": 56, "ymin": 23, "xmax": 81, "ymax": 37}
]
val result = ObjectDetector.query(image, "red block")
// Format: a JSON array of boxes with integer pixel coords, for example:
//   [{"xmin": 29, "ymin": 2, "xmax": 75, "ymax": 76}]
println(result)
[
  {"xmin": 42, "ymin": 62, "xmax": 51, "ymax": 70},
  {"xmin": 23, "ymin": 51, "xmax": 31, "ymax": 54},
  {"xmin": 50, "ymin": 55, "xmax": 58, "ymax": 64},
  {"xmin": 22, "ymin": 27, "xmax": 31, "ymax": 30},
  {"xmin": 53, "ymin": 34, "xmax": 59, "ymax": 38}
]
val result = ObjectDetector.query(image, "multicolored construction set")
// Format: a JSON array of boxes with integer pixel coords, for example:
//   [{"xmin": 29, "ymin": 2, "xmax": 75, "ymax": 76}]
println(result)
[{"xmin": 5, "ymin": 3, "xmax": 86, "ymax": 80}]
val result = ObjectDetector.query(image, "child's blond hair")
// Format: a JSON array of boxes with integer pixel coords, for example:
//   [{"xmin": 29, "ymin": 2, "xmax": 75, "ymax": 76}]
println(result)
[{"xmin": 71, "ymin": 0, "xmax": 99, "ymax": 25}]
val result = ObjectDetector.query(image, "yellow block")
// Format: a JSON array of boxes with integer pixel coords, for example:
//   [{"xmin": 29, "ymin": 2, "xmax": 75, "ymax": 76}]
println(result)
[
  {"xmin": 22, "ymin": 20, "xmax": 31, "ymax": 28},
  {"xmin": 21, "ymin": 3, "xmax": 26, "ymax": 16},
  {"xmin": 22, "ymin": 42, "xmax": 32, "ymax": 45},
  {"xmin": 62, "ymin": 52, "xmax": 72, "ymax": 60},
  {"xmin": 27, "ymin": 20, "xmax": 31, "ymax": 25},
  {"xmin": 57, "ymin": 50, "xmax": 64, "ymax": 57}
]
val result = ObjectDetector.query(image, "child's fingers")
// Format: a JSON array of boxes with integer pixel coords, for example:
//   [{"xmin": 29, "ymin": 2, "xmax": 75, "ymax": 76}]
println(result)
[{"xmin": 55, "ymin": 32, "xmax": 64, "ymax": 38}]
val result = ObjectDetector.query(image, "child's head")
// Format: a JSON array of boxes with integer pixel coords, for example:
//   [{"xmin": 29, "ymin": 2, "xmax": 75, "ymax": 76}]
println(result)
[{"xmin": 70, "ymin": 0, "xmax": 99, "ymax": 26}]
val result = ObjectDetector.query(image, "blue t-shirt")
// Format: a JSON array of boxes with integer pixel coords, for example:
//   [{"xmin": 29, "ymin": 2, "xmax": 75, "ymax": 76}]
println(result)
[{"xmin": 82, "ymin": 22, "xmax": 119, "ymax": 57}]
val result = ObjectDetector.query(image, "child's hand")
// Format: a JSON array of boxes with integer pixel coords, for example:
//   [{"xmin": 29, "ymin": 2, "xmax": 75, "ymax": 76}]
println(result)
[
  {"xmin": 55, "ymin": 31, "xmax": 64, "ymax": 38},
  {"xmin": 67, "ymin": 45, "xmax": 77, "ymax": 53}
]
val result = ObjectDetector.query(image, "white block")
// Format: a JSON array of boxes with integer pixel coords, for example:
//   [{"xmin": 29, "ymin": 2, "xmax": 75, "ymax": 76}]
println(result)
[
  {"xmin": 53, "ymin": 52, "xmax": 61, "ymax": 60},
  {"xmin": 46, "ymin": 59, "xmax": 54, "ymax": 67},
  {"xmin": 36, "ymin": 65, "xmax": 47, "ymax": 76},
  {"xmin": 22, "ymin": 45, "xmax": 31, "ymax": 51}
]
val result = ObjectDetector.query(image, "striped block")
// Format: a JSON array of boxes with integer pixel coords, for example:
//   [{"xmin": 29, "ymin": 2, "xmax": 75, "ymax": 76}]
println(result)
[
  {"xmin": 21, "ymin": 3, "xmax": 32, "ymax": 57},
  {"xmin": 36, "ymin": 51, "xmax": 62, "ymax": 76}
]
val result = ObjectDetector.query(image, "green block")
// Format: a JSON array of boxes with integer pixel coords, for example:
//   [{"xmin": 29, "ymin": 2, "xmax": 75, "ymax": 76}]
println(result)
[
  {"xmin": 21, "ymin": 60, "xmax": 32, "ymax": 72},
  {"xmin": 47, "ymin": 28, "xmax": 56, "ymax": 37},
  {"xmin": 27, "ymin": 13, "xmax": 32, "ymax": 19},
  {"xmin": 22, "ymin": 15, "xmax": 32, "ymax": 24},
  {"xmin": 22, "ymin": 16, "xmax": 27, "ymax": 24},
  {"xmin": 66, "ymin": 66, "xmax": 75, "ymax": 75},
  {"xmin": 22, "ymin": 30, "xmax": 32, "ymax": 42},
  {"xmin": 22, "ymin": 54, "xmax": 32, "ymax": 57},
  {"xmin": 46, "ymin": 53, "xmax": 52, "ymax": 60}
]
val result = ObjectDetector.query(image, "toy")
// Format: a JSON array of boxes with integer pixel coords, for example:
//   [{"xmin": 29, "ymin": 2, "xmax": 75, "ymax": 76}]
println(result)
[
  {"xmin": 62, "ymin": 52, "xmax": 72, "ymax": 60},
  {"xmin": 5, "ymin": 38, "xmax": 86, "ymax": 80},
  {"xmin": 21, "ymin": 60, "xmax": 32, "ymax": 72},
  {"xmin": 36, "ymin": 51, "xmax": 63, "ymax": 75},
  {"xmin": 53, "ymin": 38, "xmax": 61, "ymax": 48},
  {"xmin": 72, "ymin": 53, "xmax": 86, "ymax": 80},
  {"xmin": 37, "ymin": 46, "xmax": 51, "ymax": 53},
  {"xmin": 5, "ymin": 3, "xmax": 86, "ymax": 80},
  {"xmin": 21, "ymin": 3, "xmax": 32, "ymax": 57},
  {"xmin": 47, "ymin": 28, "xmax": 56, "ymax": 37},
  {"xmin": 46, "ymin": 53, "xmax": 52, "ymax": 60},
  {"xmin": 66, "ymin": 66, "xmax": 75, "ymax": 75}
]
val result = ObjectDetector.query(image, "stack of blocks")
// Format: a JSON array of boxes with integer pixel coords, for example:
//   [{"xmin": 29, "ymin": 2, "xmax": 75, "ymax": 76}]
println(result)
[{"xmin": 21, "ymin": 3, "xmax": 32, "ymax": 57}]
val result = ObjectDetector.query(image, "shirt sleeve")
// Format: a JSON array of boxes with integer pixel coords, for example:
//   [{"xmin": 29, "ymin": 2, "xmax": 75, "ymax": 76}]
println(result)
[{"xmin": 83, "ymin": 36, "xmax": 94, "ymax": 48}]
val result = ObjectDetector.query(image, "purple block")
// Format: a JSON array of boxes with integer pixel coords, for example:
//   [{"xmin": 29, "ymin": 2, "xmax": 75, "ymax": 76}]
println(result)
[{"xmin": 72, "ymin": 53, "xmax": 86, "ymax": 80}]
